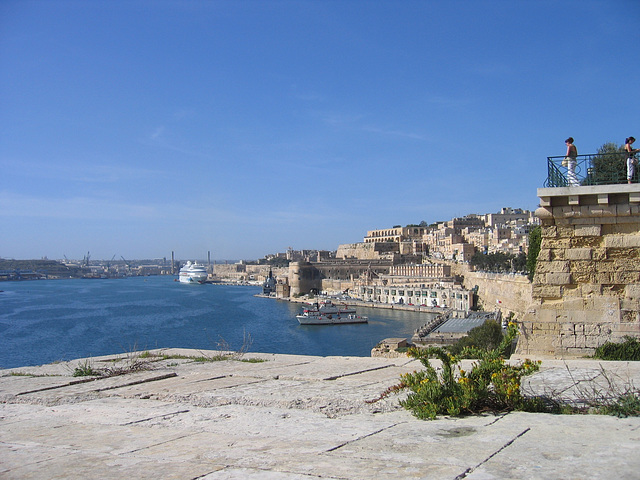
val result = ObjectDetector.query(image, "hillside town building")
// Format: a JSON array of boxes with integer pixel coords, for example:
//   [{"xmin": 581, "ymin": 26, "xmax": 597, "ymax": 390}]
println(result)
[{"xmin": 281, "ymin": 208, "xmax": 537, "ymax": 316}]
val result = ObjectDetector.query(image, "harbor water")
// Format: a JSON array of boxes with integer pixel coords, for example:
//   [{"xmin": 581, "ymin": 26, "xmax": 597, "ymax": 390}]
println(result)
[{"xmin": 0, "ymin": 276, "xmax": 436, "ymax": 369}]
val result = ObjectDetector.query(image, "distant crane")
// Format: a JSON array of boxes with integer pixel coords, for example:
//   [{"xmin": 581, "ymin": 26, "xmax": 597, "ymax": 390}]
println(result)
[
  {"xmin": 121, "ymin": 256, "xmax": 131, "ymax": 275},
  {"xmin": 83, "ymin": 251, "xmax": 91, "ymax": 267},
  {"xmin": 105, "ymin": 255, "xmax": 116, "ymax": 273}
]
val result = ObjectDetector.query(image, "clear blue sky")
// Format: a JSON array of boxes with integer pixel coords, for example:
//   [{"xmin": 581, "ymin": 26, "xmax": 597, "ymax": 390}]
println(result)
[{"xmin": 1, "ymin": 0, "xmax": 639, "ymax": 261}]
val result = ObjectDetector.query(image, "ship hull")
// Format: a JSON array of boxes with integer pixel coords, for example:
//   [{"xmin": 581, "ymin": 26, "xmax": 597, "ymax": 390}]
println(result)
[{"xmin": 296, "ymin": 314, "xmax": 368, "ymax": 325}]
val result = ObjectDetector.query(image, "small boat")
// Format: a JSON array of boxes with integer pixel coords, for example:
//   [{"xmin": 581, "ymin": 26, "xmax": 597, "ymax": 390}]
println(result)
[
  {"xmin": 296, "ymin": 308, "xmax": 368, "ymax": 325},
  {"xmin": 306, "ymin": 300, "xmax": 356, "ymax": 315},
  {"xmin": 179, "ymin": 261, "xmax": 208, "ymax": 284}
]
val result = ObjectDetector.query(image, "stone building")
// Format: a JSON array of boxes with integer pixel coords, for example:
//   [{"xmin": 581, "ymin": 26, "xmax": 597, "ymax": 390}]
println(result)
[
  {"xmin": 364, "ymin": 226, "xmax": 427, "ymax": 243},
  {"xmin": 517, "ymin": 185, "xmax": 640, "ymax": 357},
  {"xmin": 358, "ymin": 282, "xmax": 472, "ymax": 313},
  {"xmin": 288, "ymin": 260, "xmax": 394, "ymax": 296},
  {"xmin": 483, "ymin": 207, "xmax": 536, "ymax": 228},
  {"xmin": 389, "ymin": 263, "xmax": 451, "ymax": 278}
]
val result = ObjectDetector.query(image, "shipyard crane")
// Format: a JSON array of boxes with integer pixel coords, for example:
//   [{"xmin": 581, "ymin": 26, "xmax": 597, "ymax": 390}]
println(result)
[{"xmin": 121, "ymin": 256, "xmax": 131, "ymax": 275}]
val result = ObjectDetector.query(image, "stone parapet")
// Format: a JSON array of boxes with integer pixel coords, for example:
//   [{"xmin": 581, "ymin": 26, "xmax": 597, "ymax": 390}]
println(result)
[{"xmin": 517, "ymin": 185, "xmax": 640, "ymax": 357}]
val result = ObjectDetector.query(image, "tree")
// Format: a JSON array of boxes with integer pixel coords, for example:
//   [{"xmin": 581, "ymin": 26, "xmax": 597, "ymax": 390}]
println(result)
[
  {"xmin": 526, "ymin": 226, "xmax": 541, "ymax": 282},
  {"xmin": 591, "ymin": 142, "xmax": 627, "ymax": 185},
  {"xmin": 470, "ymin": 251, "xmax": 525, "ymax": 273},
  {"xmin": 448, "ymin": 320, "xmax": 504, "ymax": 356}
]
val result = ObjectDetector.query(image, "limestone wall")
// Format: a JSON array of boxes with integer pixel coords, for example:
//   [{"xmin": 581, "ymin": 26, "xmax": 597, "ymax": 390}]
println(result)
[
  {"xmin": 450, "ymin": 263, "xmax": 532, "ymax": 319},
  {"xmin": 289, "ymin": 262, "xmax": 322, "ymax": 296},
  {"xmin": 336, "ymin": 242, "xmax": 398, "ymax": 260},
  {"xmin": 516, "ymin": 185, "xmax": 640, "ymax": 357},
  {"xmin": 462, "ymin": 271, "xmax": 532, "ymax": 319}
]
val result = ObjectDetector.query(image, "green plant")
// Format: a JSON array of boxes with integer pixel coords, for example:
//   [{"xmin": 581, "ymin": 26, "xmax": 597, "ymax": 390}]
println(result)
[
  {"xmin": 526, "ymin": 225, "xmax": 541, "ymax": 282},
  {"xmin": 396, "ymin": 323, "xmax": 541, "ymax": 419},
  {"xmin": 73, "ymin": 359, "xmax": 98, "ymax": 377},
  {"xmin": 447, "ymin": 320, "xmax": 504, "ymax": 356},
  {"xmin": 597, "ymin": 393, "xmax": 640, "ymax": 417},
  {"xmin": 590, "ymin": 142, "xmax": 627, "ymax": 185},
  {"xmin": 470, "ymin": 251, "xmax": 527, "ymax": 274},
  {"xmin": 593, "ymin": 336, "xmax": 640, "ymax": 361}
]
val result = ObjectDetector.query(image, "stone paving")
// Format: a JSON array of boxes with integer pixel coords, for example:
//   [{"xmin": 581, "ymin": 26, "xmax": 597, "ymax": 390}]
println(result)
[{"xmin": 1, "ymin": 349, "xmax": 639, "ymax": 479}]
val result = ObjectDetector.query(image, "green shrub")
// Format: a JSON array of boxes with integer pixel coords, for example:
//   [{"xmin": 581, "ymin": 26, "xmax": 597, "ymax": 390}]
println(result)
[
  {"xmin": 399, "ymin": 323, "xmax": 541, "ymax": 419},
  {"xmin": 447, "ymin": 320, "xmax": 504, "ymax": 356},
  {"xmin": 526, "ymin": 226, "xmax": 541, "ymax": 282},
  {"xmin": 593, "ymin": 336, "xmax": 640, "ymax": 361}
]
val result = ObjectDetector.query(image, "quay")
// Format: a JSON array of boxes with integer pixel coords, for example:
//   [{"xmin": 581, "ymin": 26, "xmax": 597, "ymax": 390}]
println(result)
[
  {"xmin": 267, "ymin": 294, "xmax": 455, "ymax": 316},
  {"xmin": 1, "ymin": 350, "xmax": 639, "ymax": 479}
]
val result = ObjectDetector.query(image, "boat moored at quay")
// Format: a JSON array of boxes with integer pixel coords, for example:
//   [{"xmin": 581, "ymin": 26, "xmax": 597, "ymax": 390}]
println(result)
[
  {"xmin": 296, "ymin": 310, "xmax": 368, "ymax": 325},
  {"xmin": 178, "ymin": 261, "xmax": 208, "ymax": 284},
  {"xmin": 296, "ymin": 301, "xmax": 367, "ymax": 325},
  {"xmin": 310, "ymin": 300, "xmax": 357, "ymax": 315}
]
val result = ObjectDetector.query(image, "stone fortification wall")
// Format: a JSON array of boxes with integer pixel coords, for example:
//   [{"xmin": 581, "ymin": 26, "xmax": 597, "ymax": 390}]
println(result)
[
  {"xmin": 450, "ymin": 263, "xmax": 532, "ymax": 319},
  {"xmin": 289, "ymin": 262, "xmax": 322, "ymax": 296},
  {"xmin": 289, "ymin": 260, "xmax": 393, "ymax": 296},
  {"xmin": 336, "ymin": 242, "xmax": 398, "ymax": 260},
  {"xmin": 517, "ymin": 185, "xmax": 640, "ymax": 357},
  {"xmin": 214, "ymin": 264, "xmax": 287, "ymax": 283},
  {"xmin": 462, "ymin": 271, "xmax": 532, "ymax": 318}
]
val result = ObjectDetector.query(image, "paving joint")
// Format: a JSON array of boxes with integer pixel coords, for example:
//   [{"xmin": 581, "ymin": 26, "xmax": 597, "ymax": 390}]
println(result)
[
  {"xmin": 454, "ymin": 427, "xmax": 531, "ymax": 479},
  {"xmin": 120, "ymin": 409, "xmax": 191, "ymax": 426},
  {"xmin": 325, "ymin": 422, "xmax": 405, "ymax": 453},
  {"xmin": 323, "ymin": 364, "xmax": 397, "ymax": 381},
  {"xmin": 95, "ymin": 372, "xmax": 178, "ymax": 391}
]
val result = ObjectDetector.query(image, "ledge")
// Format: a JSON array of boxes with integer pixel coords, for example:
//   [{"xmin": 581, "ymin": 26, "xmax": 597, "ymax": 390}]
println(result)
[{"xmin": 538, "ymin": 184, "xmax": 640, "ymax": 207}]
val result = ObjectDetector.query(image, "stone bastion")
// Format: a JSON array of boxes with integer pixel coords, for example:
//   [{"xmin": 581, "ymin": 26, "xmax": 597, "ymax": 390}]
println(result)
[{"xmin": 516, "ymin": 184, "xmax": 640, "ymax": 357}]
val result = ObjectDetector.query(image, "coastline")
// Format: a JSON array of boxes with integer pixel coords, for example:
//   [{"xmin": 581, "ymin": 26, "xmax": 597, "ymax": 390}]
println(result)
[{"xmin": 255, "ymin": 293, "xmax": 447, "ymax": 315}]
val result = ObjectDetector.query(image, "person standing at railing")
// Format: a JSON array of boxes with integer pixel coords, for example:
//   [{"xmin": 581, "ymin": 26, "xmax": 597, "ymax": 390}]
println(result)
[
  {"xmin": 625, "ymin": 137, "xmax": 639, "ymax": 184},
  {"xmin": 564, "ymin": 137, "xmax": 579, "ymax": 186}
]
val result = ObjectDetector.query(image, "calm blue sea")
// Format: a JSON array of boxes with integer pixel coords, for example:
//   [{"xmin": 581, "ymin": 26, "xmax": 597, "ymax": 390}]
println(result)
[{"xmin": 0, "ymin": 276, "xmax": 434, "ymax": 369}]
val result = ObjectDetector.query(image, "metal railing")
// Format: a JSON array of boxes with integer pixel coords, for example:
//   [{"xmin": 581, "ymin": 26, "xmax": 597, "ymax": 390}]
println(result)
[{"xmin": 545, "ymin": 152, "xmax": 638, "ymax": 187}]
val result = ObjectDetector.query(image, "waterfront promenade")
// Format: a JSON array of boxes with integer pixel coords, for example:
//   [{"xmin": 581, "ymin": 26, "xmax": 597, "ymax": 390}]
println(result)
[{"xmin": 1, "ymin": 350, "xmax": 639, "ymax": 479}]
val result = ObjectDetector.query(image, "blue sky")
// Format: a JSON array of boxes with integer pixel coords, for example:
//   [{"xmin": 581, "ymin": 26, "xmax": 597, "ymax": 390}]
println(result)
[{"xmin": 1, "ymin": 0, "xmax": 639, "ymax": 261}]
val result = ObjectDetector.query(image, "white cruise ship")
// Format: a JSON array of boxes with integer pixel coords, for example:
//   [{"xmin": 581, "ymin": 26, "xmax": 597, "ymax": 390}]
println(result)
[{"xmin": 178, "ymin": 261, "xmax": 208, "ymax": 284}]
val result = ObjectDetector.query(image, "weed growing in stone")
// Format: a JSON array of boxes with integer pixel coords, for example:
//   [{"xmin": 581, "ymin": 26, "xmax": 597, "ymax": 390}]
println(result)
[
  {"xmin": 373, "ymin": 322, "xmax": 640, "ymax": 420},
  {"xmin": 593, "ymin": 336, "xmax": 640, "ymax": 361},
  {"xmin": 397, "ymin": 323, "xmax": 541, "ymax": 419},
  {"xmin": 198, "ymin": 330, "xmax": 254, "ymax": 361},
  {"xmin": 598, "ymin": 392, "xmax": 640, "ymax": 417},
  {"xmin": 73, "ymin": 359, "xmax": 99, "ymax": 377}
]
